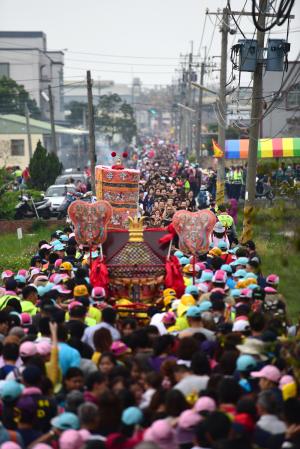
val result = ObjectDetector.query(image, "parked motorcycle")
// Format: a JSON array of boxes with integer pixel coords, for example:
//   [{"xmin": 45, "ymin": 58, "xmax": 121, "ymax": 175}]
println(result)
[
  {"xmin": 57, "ymin": 191, "xmax": 94, "ymax": 219},
  {"xmin": 15, "ymin": 194, "xmax": 52, "ymax": 219}
]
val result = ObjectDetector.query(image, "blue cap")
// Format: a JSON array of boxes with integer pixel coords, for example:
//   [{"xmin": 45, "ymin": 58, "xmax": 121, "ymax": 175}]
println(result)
[
  {"xmin": 248, "ymin": 283, "xmax": 258, "ymax": 290},
  {"xmin": 51, "ymin": 412, "xmax": 79, "ymax": 430},
  {"xmin": 53, "ymin": 243, "xmax": 65, "ymax": 251},
  {"xmin": 185, "ymin": 285, "xmax": 199, "ymax": 295},
  {"xmin": 14, "ymin": 275, "xmax": 26, "ymax": 284},
  {"xmin": 221, "ymin": 264, "xmax": 232, "ymax": 274},
  {"xmin": 0, "ymin": 380, "xmax": 24, "ymax": 401},
  {"xmin": 174, "ymin": 250, "xmax": 184, "ymax": 258},
  {"xmin": 51, "ymin": 239, "xmax": 61, "ymax": 247},
  {"xmin": 235, "ymin": 257, "xmax": 249, "ymax": 266},
  {"xmin": 59, "ymin": 234, "xmax": 69, "ymax": 242},
  {"xmin": 209, "ymin": 242, "xmax": 215, "ymax": 249},
  {"xmin": 186, "ymin": 306, "xmax": 201, "ymax": 318},
  {"xmin": 199, "ymin": 301, "xmax": 212, "ymax": 313},
  {"xmin": 37, "ymin": 283, "xmax": 54, "ymax": 297},
  {"xmin": 231, "ymin": 289, "xmax": 241, "ymax": 298},
  {"xmin": 234, "ymin": 269, "xmax": 247, "ymax": 278},
  {"xmin": 218, "ymin": 241, "xmax": 228, "ymax": 250},
  {"xmin": 236, "ymin": 355, "xmax": 257, "ymax": 372},
  {"xmin": 121, "ymin": 406, "xmax": 143, "ymax": 426},
  {"xmin": 199, "ymin": 270, "xmax": 213, "ymax": 282},
  {"xmin": 244, "ymin": 272, "xmax": 258, "ymax": 280},
  {"xmin": 180, "ymin": 257, "xmax": 190, "ymax": 266}
]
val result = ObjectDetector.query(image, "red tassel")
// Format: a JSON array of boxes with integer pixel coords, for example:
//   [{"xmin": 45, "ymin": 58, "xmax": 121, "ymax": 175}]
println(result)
[{"xmin": 122, "ymin": 151, "xmax": 128, "ymax": 158}]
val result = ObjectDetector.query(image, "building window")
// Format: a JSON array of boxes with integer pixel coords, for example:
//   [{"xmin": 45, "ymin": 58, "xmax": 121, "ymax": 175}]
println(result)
[
  {"xmin": 0, "ymin": 63, "xmax": 9, "ymax": 78},
  {"xmin": 11, "ymin": 140, "xmax": 25, "ymax": 156},
  {"xmin": 286, "ymin": 83, "xmax": 300, "ymax": 110}
]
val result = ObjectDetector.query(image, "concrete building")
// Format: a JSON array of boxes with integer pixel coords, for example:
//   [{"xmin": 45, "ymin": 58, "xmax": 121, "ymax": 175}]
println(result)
[
  {"xmin": 0, "ymin": 114, "xmax": 87, "ymax": 169},
  {"xmin": 0, "ymin": 31, "xmax": 64, "ymax": 121},
  {"xmin": 262, "ymin": 61, "xmax": 300, "ymax": 138},
  {"xmin": 64, "ymin": 79, "xmax": 135, "ymax": 107}
]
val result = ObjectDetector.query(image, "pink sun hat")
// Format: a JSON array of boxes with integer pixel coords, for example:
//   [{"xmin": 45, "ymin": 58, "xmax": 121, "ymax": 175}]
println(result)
[
  {"xmin": 251, "ymin": 365, "xmax": 281, "ymax": 383},
  {"xmin": 1, "ymin": 270, "xmax": 14, "ymax": 280},
  {"xmin": 0, "ymin": 443, "xmax": 22, "ymax": 449},
  {"xmin": 144, "ymin": 419, "xmax": 178, "ymax": 449},
  {"xmin": 194, "ymin": 396, "xmax": 217, "ymax": 413},
  {"xmin": 54, "ymin": 259, "xmax": 63, "ymax": 269}
]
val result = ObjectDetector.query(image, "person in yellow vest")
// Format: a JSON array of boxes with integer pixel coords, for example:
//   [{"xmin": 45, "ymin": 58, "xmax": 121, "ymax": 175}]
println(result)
[
  {"xmin": 232, "ymin": 166, "xmax": 243, "ymax": 201},
  {"xmin": 21, "ymin": 285, "xmax": 38, "ymax": 315},
  {"xmin": 73, "ymin": 285, "xmax": 101, "ymax": 324},
  {"xmin": 225, "ymin": 167, "xmax": 234, "ymax": 198},
  {"xmin": 66, "ymin": 300, "xmax": 96, "ymax": 327},
  {"xmin": 217, "ymin": 204, "xmax": 237, "ymax": 245}
]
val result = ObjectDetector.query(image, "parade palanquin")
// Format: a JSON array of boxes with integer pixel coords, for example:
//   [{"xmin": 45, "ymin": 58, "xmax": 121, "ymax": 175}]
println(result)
[{"xmin": 68, "ymin": 159, "xmax": 215, "ymax": 316}]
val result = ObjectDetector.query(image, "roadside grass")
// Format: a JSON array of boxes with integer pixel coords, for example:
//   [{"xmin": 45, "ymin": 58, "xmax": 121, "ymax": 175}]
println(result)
[
  {"xmin": 0, "ymin": 222, "xmax": 56, "ymax": 272},
  {"xmin": 238, "ymin": 200, "xmax": 300, "ymax": 320}
]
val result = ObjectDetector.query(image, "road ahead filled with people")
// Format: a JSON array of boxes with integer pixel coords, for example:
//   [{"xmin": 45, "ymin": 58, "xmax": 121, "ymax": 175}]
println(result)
[{"xmin": 0, "ymin": 140, "xmax": 299, "ymax": 449}]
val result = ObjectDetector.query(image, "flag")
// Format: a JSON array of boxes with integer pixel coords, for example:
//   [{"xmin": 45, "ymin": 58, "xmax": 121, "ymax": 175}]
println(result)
[{"xmin": 212, "ymin": 139, "xmax": 224, "ymax": 158}]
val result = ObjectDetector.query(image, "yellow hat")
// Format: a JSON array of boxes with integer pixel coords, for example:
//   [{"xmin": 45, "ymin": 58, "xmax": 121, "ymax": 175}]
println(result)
[
  {"xmin": 236, "ymin": 280, "xmax": 247, "ymax": 289},
  {"xmin": 177, "ymin": 294, "xmax": 196, "ymax": 317},
  {"xmin": 163, "ymin": 288, "xmax": 176, "ymax": 297},
  {"xmin": 209, "ymin": 247, "xmax": 222, "ymax": 257},
  {"xmin": 244, "ymin": 278, "xmax": 257, "ymax": 286},
  {"xmin": 59, "ymin": 261, "xmax": 73, "ymax": 271},
  {"xmin": 74, "ymin": 284, "xmax": 89, "ymax": 297},
  {"xmin": 163, "ymin": 295, "xmax": 175, "ymax": 308},
  {"xmin": 181, "ymin": 294, "xmax": 196, "ymax": 306}
]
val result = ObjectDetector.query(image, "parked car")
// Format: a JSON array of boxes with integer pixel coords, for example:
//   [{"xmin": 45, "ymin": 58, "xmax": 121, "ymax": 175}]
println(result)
[
  {"xmin": 54, "ymin": 173, "xmax": 87, "ymax": 185},
  {"xmin": 45, "ymin": 184, "xmax": 76, "ymax": 214}
]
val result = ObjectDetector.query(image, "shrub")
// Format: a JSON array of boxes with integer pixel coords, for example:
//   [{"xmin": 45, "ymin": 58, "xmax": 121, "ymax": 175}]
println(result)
[
  {"xmin": 0, "ymin": 189, "xmax": 43, "ymax": 219},
  {"xmin": 29, "ymin": 140, "xmax": 62, "ymax": 190}
]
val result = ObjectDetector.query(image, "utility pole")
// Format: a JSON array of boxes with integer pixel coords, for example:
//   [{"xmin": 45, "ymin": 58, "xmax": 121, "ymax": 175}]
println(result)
[
  {"xmin": 195, "ymin": 47, "xmax": 207, "ymax": 164},
  {"xmin": 87, "ymin": 70, "xmax": 96, "ymax": 194},
  {"xmin": 216, "ymin": 7, "xmax": 229, "ymax": 206},
  {"xmin": 241, "ymin": 0, "xmax": 268, "ymax": 242},
  {"xmin": 187, "ymin": 46, "xmax": 193, "ymax": 157},
  {"xmin": 48, "ymin": 85, "xmax": 57, "ymax": 155},
  {"xmin": 25, "ymin": 103, "xmax": 33, "ymax": 162}
]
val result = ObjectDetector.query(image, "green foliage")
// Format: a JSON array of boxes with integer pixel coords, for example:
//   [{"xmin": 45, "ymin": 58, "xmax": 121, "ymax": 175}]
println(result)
[
  {"xmin": 0, "ymin": 168, "xmax": 14, "ymax": 194},
  {"xmin": 0, "ymin": 76, "xmax": 40, "ymax": 118},
  {"xmin": 225, "ymin": 126, "xmax": 240, "ymax": 139},
  {"xmin": 96, "ymin": 95, "xmax": 137, "ymax": 144},
  {"xmin": 0, "ymin": 189, "xmax": 42, "ymax": 219},
  {"xmin": 66, "ymin": 101, "xmax": 87, "ymax": 126},
  {"xmin": 99, "ymin": 94, "xmax": 122, "ymax": 113},
  {"xmin": 29, "ymin": 141, "xmax": 62, "ymax": 190}
]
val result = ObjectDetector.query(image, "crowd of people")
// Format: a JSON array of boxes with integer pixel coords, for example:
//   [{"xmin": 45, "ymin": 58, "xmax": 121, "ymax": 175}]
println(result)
[{"xmin": 0, "ymin": 140, "xmax": 298, "ymax": 449}]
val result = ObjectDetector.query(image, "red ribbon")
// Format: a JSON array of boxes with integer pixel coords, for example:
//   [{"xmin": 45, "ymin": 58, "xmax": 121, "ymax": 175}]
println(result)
[
  {"xmin": 90, "ymin": 257, "xmax": 109, "ymax": 290},
  {"xmin": 165, "ymin": 255, "xmax": 185, "ymax": 298},
  {"xmin": 159, "ymin": 223, "xmax": 177, "ymax": 245}
]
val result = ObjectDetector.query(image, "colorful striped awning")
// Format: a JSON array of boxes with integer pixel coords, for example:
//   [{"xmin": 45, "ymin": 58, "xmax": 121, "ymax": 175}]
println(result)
[{"xmin": 225, "ymin": 138, "xmax": 300, "ymax": 159}]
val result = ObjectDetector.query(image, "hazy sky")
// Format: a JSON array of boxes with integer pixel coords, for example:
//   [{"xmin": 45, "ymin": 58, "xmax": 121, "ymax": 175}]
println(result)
[{"xmin": 1, "ymin": 0, "xmax": 300, "ymax": 87}]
